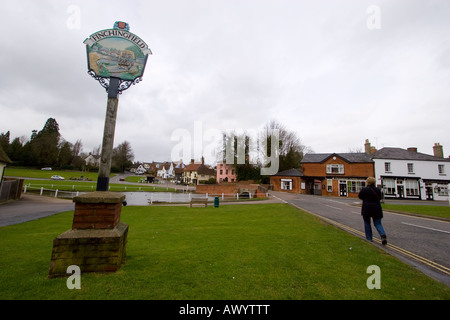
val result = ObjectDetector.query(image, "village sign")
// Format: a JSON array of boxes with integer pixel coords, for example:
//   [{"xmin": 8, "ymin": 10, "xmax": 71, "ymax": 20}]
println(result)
[{"xmin": 84, "ymin": 21, "xmax": 151, "ymax": 191}]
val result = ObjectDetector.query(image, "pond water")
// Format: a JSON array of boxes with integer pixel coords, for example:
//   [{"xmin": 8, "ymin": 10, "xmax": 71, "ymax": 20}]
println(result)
[{"xmin": 123, "ymin": 192, "xmax": 215, "ymax": 205}]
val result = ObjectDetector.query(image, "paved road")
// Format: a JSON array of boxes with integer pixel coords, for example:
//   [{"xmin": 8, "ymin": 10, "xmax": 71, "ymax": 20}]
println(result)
[
  {"xmin": 270, "ymin": 191, "xmax": 450, "ymax": 287},
  {"xmin": 0, "ymin": 194, "xmax": 74, "ymax": 227}
]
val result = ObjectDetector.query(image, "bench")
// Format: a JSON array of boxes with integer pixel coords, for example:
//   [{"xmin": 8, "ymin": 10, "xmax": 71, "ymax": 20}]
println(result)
[{"xmin": 190, "ymin": 197, "xmax": 208, "ymax": 208}]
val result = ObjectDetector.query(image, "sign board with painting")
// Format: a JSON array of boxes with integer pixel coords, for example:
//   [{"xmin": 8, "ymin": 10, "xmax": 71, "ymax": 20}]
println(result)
[
  {"xmin": 84, "ymin": 21, "xmax": 152, "ymax": 91},
  {"xmin": 83, "ymin": 22, "xmax": 152, "ymax": 191}
]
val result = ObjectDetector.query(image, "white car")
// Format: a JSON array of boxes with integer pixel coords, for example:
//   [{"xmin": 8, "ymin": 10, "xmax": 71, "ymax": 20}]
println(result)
[{"xmin": 51, "ymin": 175, "xmax": 65, "ymax": 180}]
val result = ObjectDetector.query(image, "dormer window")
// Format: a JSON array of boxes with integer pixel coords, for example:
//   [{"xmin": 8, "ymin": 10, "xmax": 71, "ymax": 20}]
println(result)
[{"xmin": 326, "ymin": 164, "xmax": 344, "ymax": 174}]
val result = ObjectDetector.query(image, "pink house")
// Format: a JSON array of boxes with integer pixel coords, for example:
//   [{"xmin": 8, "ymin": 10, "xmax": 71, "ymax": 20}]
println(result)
[{"xmin": 216, "ymin": 163, "xmax": 237, "ymax": 183}]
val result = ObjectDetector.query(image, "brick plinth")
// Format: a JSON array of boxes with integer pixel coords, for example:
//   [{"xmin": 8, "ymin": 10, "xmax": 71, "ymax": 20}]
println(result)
[
  {"xmin": 72, "ymin": 202, "xmax": 122, "ymax": 229},
  {"xmin": 48, "ymin": 222, "xmax": 128, "ymax": 278},
  {"xmin": 72, "ymin": 192, "xmax": 125, "ymax": 229},
  {"xmin": 48, "ymin": 192, "xmax": 128, "ymax": 278}
]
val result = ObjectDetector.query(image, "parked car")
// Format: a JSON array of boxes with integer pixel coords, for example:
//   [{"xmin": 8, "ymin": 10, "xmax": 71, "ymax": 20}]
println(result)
[
  {"xmin": 41, "ymin": 167, "xmax": 52, "ymax": 171},
  {"xmin": 51, "ymin": 175, "xmax": 65, "ymax": 180}
]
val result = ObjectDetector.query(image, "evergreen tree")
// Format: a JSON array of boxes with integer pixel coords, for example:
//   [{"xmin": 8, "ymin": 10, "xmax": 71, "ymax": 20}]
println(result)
[{"xmin": 31, "ymin": 118, "xmax": 61, "ymax": 166}]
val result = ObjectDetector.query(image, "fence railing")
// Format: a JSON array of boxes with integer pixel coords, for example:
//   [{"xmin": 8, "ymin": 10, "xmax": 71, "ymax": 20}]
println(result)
[
  {"xmin": 23, "ymin": 183, "xmax": 173, "ymax": 192},
  {"xmin": 23, "ymin": 185, "xmax": 83, "ymax": 199},
  {"xmin": 24, "ymin": 184, "xmax": 269, "ymax": 204}
]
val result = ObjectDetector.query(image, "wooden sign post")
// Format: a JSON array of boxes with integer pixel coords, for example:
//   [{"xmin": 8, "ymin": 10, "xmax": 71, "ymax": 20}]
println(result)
[{"xmin": 48, "ymin": 22, "xmax": 151, "ymax": 278}]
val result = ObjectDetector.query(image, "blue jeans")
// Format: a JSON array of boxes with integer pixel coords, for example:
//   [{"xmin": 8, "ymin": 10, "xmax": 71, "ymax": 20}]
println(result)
[{"xmin": 363, "ymin": 216, "xmax": 386, "ymax": 241}]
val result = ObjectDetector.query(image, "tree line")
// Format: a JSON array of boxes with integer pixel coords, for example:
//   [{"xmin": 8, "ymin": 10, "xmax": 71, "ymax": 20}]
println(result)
[
  {"xmin": 0, "ymin": 118, "xmax": 134, "ymax": 172},
  {"xmin": 220, "ymin": 120, "xmax": 311, "ymax": 183}
]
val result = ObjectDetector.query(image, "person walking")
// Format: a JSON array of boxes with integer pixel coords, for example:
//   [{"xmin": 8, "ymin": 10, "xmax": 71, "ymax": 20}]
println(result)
[{"xmin": 358, "ymin": 177, "xmax": 387, "ymax": 245}]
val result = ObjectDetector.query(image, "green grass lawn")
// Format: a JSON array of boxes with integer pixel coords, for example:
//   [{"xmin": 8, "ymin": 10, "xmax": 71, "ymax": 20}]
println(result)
[
  {"xmin": 382, "ymin": 204, "xmax": 450, "ymax": 220},
  {"xmin": 5, "ymin": 167, "xmax": 175, "ymax": 193},
  {"xmin": 1, "ymin": 204, "xmax": 449, "ymax": 300},
  {"xmin": 4, "ymin": 167, "xmax": 103, "ymax": 181},
  {"xmin": 23, "ymin": 180, "xmax": 175, "ymax": 193}
]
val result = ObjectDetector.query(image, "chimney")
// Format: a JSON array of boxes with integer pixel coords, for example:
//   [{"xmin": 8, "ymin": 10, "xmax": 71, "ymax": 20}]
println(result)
[
  {"xmin": 407, "ymin": 147, "xmax": 417, "ymax": 153},
  {"xmin": 201, "ymin": 156, "xmax": 204, "ymax": 165},
  {"xmin": 364, "ymin": 139, "xmax": 377, "ymax": 154},
  {"xmin": 364, "ymin": 139, "xmax": 371, "ymax": 154},
  {"xmin": 433, "ymin": 143, "xmax": 444, "ymax": 158},
  {"xmin": 191, "ymin": 159, "xmax": 194, "ymax": 165}
]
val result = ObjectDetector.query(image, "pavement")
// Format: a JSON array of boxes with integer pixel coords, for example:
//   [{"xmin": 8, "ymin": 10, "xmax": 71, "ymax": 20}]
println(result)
[{"xmin": 0, "ymin": 194, "xmax": 74, "ymax": 227}]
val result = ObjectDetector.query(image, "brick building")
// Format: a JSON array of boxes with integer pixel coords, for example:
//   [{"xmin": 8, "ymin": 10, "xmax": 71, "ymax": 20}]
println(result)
[
  {"xmin": 270, "ymin": 152, "xmax": 374, "ymax": 198},
  {"xmin": 270, "ymin": 168, "xmax": 304, "ymax": 193},
  {"xmin": 301, "ymin": 153, "xmax": 374, "ymax": 198}
]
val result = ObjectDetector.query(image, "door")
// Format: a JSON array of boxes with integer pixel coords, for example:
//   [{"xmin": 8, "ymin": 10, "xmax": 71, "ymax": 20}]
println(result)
[
  {"xmin": 426, "ymin": 186, "xmax": 434, "ymax": 200},
  {"xmin": 397, "ymin": 185, "xmax": 404, "ymax": 198},
  {"xmin": 339, "ymin": 181, "xmax": 347, "ymax": 197}
]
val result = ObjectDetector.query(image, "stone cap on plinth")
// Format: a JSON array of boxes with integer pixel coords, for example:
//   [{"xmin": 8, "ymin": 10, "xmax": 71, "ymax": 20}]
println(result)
[{"xmin": 73, "ymin": 191, "xmax": 125, "ymax": 204}]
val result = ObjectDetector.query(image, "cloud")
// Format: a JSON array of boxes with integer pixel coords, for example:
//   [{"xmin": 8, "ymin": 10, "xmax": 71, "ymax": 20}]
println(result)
[{"xmin": 1, "ymin": 0, "xmax": 449, "ymax": 164}]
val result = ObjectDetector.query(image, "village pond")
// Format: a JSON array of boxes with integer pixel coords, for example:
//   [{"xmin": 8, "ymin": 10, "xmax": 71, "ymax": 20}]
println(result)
[
  {"xmin": 43, "ymin": 191, "xmax": 215, "ymax": 205},
  {"xmin": 124, "ymin": 192, "xmax": 216, "ymax": 205}
]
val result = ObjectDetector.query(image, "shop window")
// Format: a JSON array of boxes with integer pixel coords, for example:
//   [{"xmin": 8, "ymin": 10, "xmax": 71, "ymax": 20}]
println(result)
[{"xmin": 327, "ymin": 179, "xmax": 333, "ymax": 192}]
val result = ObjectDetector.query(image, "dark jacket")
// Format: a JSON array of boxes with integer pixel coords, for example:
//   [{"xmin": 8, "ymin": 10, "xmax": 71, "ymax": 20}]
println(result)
[{"xmin": 358, "ymin": 185, "xmax": 383, "ymax": 219}]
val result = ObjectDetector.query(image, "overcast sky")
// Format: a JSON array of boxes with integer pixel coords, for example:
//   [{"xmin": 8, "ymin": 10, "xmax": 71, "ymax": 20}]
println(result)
[{"xmin": 1, "ymin": 0, "xmax": 449, "ymax": 165}]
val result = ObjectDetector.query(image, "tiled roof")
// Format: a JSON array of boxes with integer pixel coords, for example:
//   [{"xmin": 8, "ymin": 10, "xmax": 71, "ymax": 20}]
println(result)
[
  {"xmin": 273, "ymin": 168, "xmax": 303, "ymax": 177},
  {"xmin": 372, "ymin": 147, "xmax": 450, "ymax": 162},
  {"xmin": 197, "ymin": 165, "xmax": 216, "ymax": 175},
  {"xmin": 301, "ymin": 153, "xmax": 373, "ymax": 163},
  {"xmin": 184, "ymin": 163, "xmax": 202, "ymax": 171}
]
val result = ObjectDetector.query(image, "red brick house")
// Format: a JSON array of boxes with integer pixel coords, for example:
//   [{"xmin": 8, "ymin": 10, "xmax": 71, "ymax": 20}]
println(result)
[
  {"xmin": 270, "ymin": 153, "xmax": 375, "ymax": 198},
  {"xmin": 301, "ymin": 153, "xmax": 374, "ymax": 198}
]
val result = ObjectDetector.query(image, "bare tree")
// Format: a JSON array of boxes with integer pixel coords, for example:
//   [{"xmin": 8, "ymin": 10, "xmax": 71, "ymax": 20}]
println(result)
[
  {"xmin": 261, "ymin": 120, "xmax": 307, "ymax": 172},
  {"xmin": 72, "ymin": 139, "xmax": 83, "ymax": 157},
  {"xmin": 112, "ymin": 141, "xmax": 135, "ymax": 172}
]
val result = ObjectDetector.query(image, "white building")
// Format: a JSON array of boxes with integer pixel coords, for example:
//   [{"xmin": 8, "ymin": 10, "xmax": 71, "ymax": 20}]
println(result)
[
  {"xmin": 371, "ymin": 143, "xmax": 450, "ymax": 201},
  {"xmin": 84, "ymin": 153, "xmax": 100, "ymax": 167},
  {"xmin": 157, "ymin": 162, "xmax": 174, "ymax": 179}
]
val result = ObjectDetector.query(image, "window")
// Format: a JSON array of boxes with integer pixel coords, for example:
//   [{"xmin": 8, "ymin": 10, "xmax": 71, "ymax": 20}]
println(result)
[
  {"xmin": 327, "ymin": 179, "xmax": 333, "ymax": 192},
  {"xmin": 438, "ymin": 164, "xmax": 445, "ymax": 175},
  {"xmin": 437, "ymin": 185, "xmax": 448, "ymax": 196},
  {"xmin": 384, "ymin": 162, "xmax": 391, "ymax": 172},
  {"xmin": 326, "ymin": 164, "xmax": 344, "ymax": 174},
  {"xmin": 405, "ymin": 180, "xmax": 419, "ymax": 196},
  {"xmin": 384, "ymin": 179, "xmax": 395, "ymax": 195},
  {"xmin": 347, "ymin": 180, "xmax": 366, "ymax": 193},
  {"xmin": 281, "ymin": 179, "xmax": 292, "ymax": 191},
  {"xmin": 407, "ymin": 163, "xmax": 414, "ymax": 174}
]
